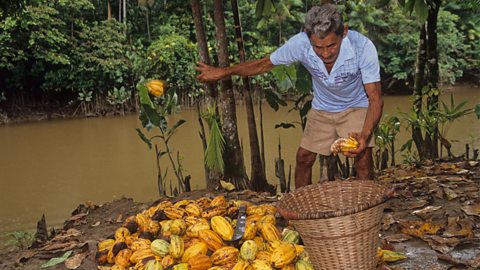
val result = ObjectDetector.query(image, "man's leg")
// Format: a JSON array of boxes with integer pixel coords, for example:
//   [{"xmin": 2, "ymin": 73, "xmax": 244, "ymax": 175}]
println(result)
[
  {"xmin": 354, "ymin": 147, "xmax": 374, "ymax": 179},
  {"xmin": 295, "ymin": 147, "xmax": 317, "ymax": 188}
]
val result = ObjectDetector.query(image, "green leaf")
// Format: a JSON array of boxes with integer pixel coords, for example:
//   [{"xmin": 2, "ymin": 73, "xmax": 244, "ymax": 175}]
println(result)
[
  {"xmin": 140, "ymin": 104, "xmax": 163, "ymax": 129},
  {"xmin": 414, "ymin": 0, "xmax": 428, "ymax": 23},
  {"xmin": 204, "ymin": 115, "xmax": 225, "ymax": 173},
  {"xmin": 475, "ymin": 104, "xmax": 480, "ymax": 119},
  {"xmin": 265, "ymin": 89, "xmax": 287, "ymax": 111},
  {"xmin": 136, "ymin": 128, "xmax": 152, "ymax": 149},
  {"xmin": 404, "ymin": 0, "xmax": 415, "ymax": 13},
  {"xmin": 137, "ymin": 84, "xmax": 154, "ymax": 109},
  {"xmin": 255, "ymin": 0, "xmax": 266, "ymax": 18},
  {"xmin": 40, "ymin": 251, "xmax": 72, "ymax": 268},
  {"xmin": 295, "ymin": 64, "xmax": 312, "ymax": 94}
]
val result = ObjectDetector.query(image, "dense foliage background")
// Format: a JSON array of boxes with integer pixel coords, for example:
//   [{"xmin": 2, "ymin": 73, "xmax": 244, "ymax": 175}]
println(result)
[{"xmin": 0, "ymin": 0, "xmax": 478, "ymax": 117}]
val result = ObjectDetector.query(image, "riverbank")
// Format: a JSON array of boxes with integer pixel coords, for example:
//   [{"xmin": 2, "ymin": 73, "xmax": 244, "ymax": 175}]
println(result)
[
  {"xmin": 1, "ymin": 159, "xmax": 479, "ymax": 270},
  {"xmin": 1, "ymin": 82, "xmax": 478, "ymax": 126}
]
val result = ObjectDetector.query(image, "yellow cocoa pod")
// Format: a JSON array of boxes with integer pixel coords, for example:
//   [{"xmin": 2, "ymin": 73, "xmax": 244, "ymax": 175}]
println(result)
[
  {"xmin": 240, "ymin": 240, "xmax": 258, "ymax": 261},
  {"xmin": 130, "ymin": 248, "xmax": 154, "ymax": 264},
  {"xmin": 114, "ymin": 227, "xmax": 131, "ymax": 241},
  {"xmin": 246, "ymin": 214, "xmax": 264, "ymax": 224},
  {"xmin": 195, "ymin": 197, "xmax": 212, "ymax": 210},
  {"xmin": 232, "ymin": 259, "xmax": 252, "ymax": 270},
  {"xmin": 282, "ymin": 229, "xmax": 300, "ymax": 245},
  {"xmin": 295, "ymin": 259, "xmax": 314, "ymax": 270},
  {"xmin": 181, "ymin": 241, "xmax": 208, "ymax": 263},
  {"xmin": 260, "ymin": 205, "xmax": 277, "ymax": 215},
  {"xmin": 95, "ymin": 250, "xmax": 108, "ymax": 265},
  {"xmin": 257, "ymin": 215, "xmax": 276, "ymax": 230},
  {"xmin": 187, "ymin": 254, "xmax": 212, "ymax": 270},
  {"xmin": 294, "ymin": 245, "xmax": 305, "ymax": 256},
  {"xmin": 115, "ymin": 249, "xmax": 133, "ymax": 268},
  {"xmin": 281, "ymin": 264, "xmax": 295, "ymax": 270},
  {"xmin": 98, "ymin": 239, "xmax": 115, "ymax": 252},
  {"xmin": 260, "ymin": 223, "xmax": 280, "ymax": 243},
  {"xmin": 122, "ymin": 216, "xmax": 139, "ymax": 234},
  {"xmin": 270, "ymin": 242, "xmax": 297, "ymax": 268},
  {"xmin": 136, "ymin": 213, "xmax": 150, "ymax": 232},
  {"xmin": 242, "ymin": 221, "xmax": 257, "ymax": 241},
  {"xmin": 210, "ymin": 195, "xmax": 226, "ymax": 207},
  {"xmin": 210, "ymin": 216, "xmax": 234, "ymax": 241},
  {"xmin": 145, "ymin": 259, "xmax": 164, "ymax": 270},
  {"xmin": 130, "ymin": 238, "xmax": 151, "ymax": 252},
  {"xmin": 202, "ymin": 206, "xmax": 227, "ymax": 219},
  {"xmin": 174, "ymin": 199, "xmax": 191, "ymax": 208},
  {"xmin": 184, "ymin": 236, "xmax": 202, "ymax": 250},
  {"xmin": 170, "ymin": 219, "xmax": 187, "ymax": 236},
  {"xmin": 266, "ymin": 240, "xmax": 282, "ymax": 253},
  {"xmin": 207, "ymin": 267, "xmax": 228, "ymax": 270},
  {"xmin": 169, "ymin": 235, "xmax": 185, "ymax": 259},
  {"xmin": 255, "ymin": 251, "xmax": 272, "ymax": 263},
  {"xmin": 111, "ymin": 265, "xmax": 127, "ymax": 270},
  {"xmin": 164, "ymin": 206, "xmax": 186, "ymax": 220},
  {"xmin": 185, "ymin": 216, "xmax": 207, "ymax": 227},
  {"xmin": 198, "ymin": 229, "xmax": 224, "ymax": 252},
  {"xmin": 186, "ymin": 221, "xmax": 211, "ymax": 237},
  {"xmin": 147, "ymin": 219, "xmax": 161, "ymax": 235},
  {"xmin": 253, "ymin": 236, "xmax": 267, "ymax": 251},
  {"xmin": 145, "ymin": 80, "xmax": 166, "ymax": 97},
  {"xmin": 247, "ymin": 205, "xmax": 266, "ymax": 216},
  {"xmin": 161, "ymin": 255, "xmax": 176, "ymax": 269},
  {"xmin": 210, "ymin": 246, "xmax": 239, "ymax": 265},
  {"xmin": 251, "ymin": 259, "xmax": 273, "ymax": 270},
  {"xmin": 151, "ymin": 239, "xmax": 170, "ymax": 257},
  {"xmin": 185, "ymin": 203, "xmax": 203, "ymax": 217},
  {"xmin": 173, "ymin": 263, "xmax": 189, "ymax": 270},
  {"xmin": 156, "ymin": 200, "xmax": 174, "ymax": 210}
]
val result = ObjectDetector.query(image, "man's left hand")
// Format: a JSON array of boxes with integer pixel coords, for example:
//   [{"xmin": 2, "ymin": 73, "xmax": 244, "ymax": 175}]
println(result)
[{"xmin": 343, "ymin": 132, "xmax": 367, "ymax": 158}]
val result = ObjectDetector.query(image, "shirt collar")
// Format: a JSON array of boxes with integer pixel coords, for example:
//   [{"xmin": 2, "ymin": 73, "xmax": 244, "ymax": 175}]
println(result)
[
  {"xmin": 308, "ymin": 33, "xmax": 355, "ymax": 75},
  {"xmin": 331, "ymin": 34, "xmax": 355, "ymax": 73}
]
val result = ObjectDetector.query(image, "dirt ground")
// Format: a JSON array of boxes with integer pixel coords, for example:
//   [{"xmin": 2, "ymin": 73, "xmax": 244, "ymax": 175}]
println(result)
[{"xmin": 0, "ymin": 161, "xmax": 479, "ymax": 270}]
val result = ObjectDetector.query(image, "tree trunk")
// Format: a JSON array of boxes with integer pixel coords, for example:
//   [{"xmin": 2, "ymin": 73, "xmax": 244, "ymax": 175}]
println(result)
[
  {"xmin": 412, "ymin": 25, "xmax": 427, "ymax": 159},
  {"xmin": 107, "ymin": 0, "xmax": 112, "ymax": 21},
  {"xmin": 230, "ymin": 0, "xmax": 271, "ymax": 192},
  {"xmin": 123, "ymin": 0, "xmax": 126, "ymax": 24},
  {"xmin": 146, "ymin": 8, "xmax": 150, "ymax": 41},
  {"xmin": 426, "ymin": 2, "xmax": 440, "ymax": 159},
  {"xmin": 212, "ymin": 0, "xmax": 248, "ymax": 190},
  {"xmin": 191, "ymin": 0, "xmax": 221, "ymax": 190}
]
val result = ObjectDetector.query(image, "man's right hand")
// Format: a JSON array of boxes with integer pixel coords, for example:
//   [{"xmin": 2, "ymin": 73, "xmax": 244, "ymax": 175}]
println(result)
[{"xmin": 195, "ymin": 62, "xmax": 227, "ymax": 82}]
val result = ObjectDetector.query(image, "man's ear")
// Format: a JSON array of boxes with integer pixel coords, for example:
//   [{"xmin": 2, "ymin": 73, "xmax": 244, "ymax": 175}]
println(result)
[{"xmin": 343, "ymin": 25, "xmax": 348, "ymax": 38}]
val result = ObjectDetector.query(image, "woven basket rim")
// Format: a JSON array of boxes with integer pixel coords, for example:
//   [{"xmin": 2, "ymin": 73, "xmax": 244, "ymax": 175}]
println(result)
[{"xmin": 277, "ymin": 180, "xmax": 391, "ymax": 220}]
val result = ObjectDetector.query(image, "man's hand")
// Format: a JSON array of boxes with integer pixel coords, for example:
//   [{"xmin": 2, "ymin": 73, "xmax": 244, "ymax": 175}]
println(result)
[
  {"xmin": 195, "ymin": 62, "xmax": 227, "ymax": 82},
  {"xmin": 343, "ymin": 132, "xmax": 367, "ymax": 158}
]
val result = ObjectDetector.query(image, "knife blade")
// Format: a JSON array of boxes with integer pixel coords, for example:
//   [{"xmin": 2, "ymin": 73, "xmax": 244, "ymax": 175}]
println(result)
[{"xmin": 231, "ymin": 204, "xmax": 247, "ymax": 241}]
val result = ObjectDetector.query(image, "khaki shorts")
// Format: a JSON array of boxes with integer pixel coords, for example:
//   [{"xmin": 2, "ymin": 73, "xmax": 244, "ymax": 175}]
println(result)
[{"xmin": 300, "ymin": 107, "xmax": 375, "ymax": 155}]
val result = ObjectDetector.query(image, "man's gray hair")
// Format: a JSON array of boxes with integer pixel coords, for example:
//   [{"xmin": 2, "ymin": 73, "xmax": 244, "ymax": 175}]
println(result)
[{"xmin": 304, "ymin": 4, "xmax": 344, "ymax": 38}]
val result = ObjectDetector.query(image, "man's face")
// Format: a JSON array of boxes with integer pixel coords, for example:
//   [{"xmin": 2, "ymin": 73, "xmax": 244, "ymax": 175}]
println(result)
[{"xmin": 309, "ymin": 30, "xmax": 344, "ymax": 65}]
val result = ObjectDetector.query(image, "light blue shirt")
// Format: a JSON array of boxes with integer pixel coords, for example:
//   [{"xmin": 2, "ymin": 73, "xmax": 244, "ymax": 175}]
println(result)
[{"xmin": 270, "ymin": 30, "xmax": 380, "ymax": 112}]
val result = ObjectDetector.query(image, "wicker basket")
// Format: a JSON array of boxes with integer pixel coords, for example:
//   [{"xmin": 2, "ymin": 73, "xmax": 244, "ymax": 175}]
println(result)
[{"xmin": 277, "ymin": 180, "xmax": 390, "ymax": 270}]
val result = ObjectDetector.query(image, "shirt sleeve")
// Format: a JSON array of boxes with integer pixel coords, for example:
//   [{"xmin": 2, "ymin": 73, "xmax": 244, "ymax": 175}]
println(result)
[
  {"xmin": 359, "ymin": 40, "xmax": 381, "ymax": 84},
  {"xmin": 269, "ymin": 33, "xmax": 307, "ymax": 66}
]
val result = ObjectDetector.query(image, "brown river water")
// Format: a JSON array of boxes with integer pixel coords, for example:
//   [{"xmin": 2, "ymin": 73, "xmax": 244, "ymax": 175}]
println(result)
[{"xmin": 0, "ymin": 85, "xmax": 478, "ymax": 235}]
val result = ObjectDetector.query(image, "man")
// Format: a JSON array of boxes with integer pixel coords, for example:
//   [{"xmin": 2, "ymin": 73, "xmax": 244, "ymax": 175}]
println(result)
[{"xmin": 195, "ymin": 3, "xmax": 383, "ymax": 189}]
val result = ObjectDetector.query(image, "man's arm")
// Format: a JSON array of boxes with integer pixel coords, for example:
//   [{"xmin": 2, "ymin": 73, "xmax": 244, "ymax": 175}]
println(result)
[
  {"xmin": 195, "ymin": 57, "xmax": 274, "ymax": 83},
  {"xmin": 347, "ymin": 81, "xmax": 383, "ymax": 156},
  {"xmin": 361, "ymin": 81, "xmax": 383, "ymax": 142}
]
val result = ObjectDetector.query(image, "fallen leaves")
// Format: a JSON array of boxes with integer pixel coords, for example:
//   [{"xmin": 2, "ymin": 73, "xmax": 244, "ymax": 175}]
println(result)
[{"xmin": 379, "ymin": 160, "xmax": 480, "ymax": 268}]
